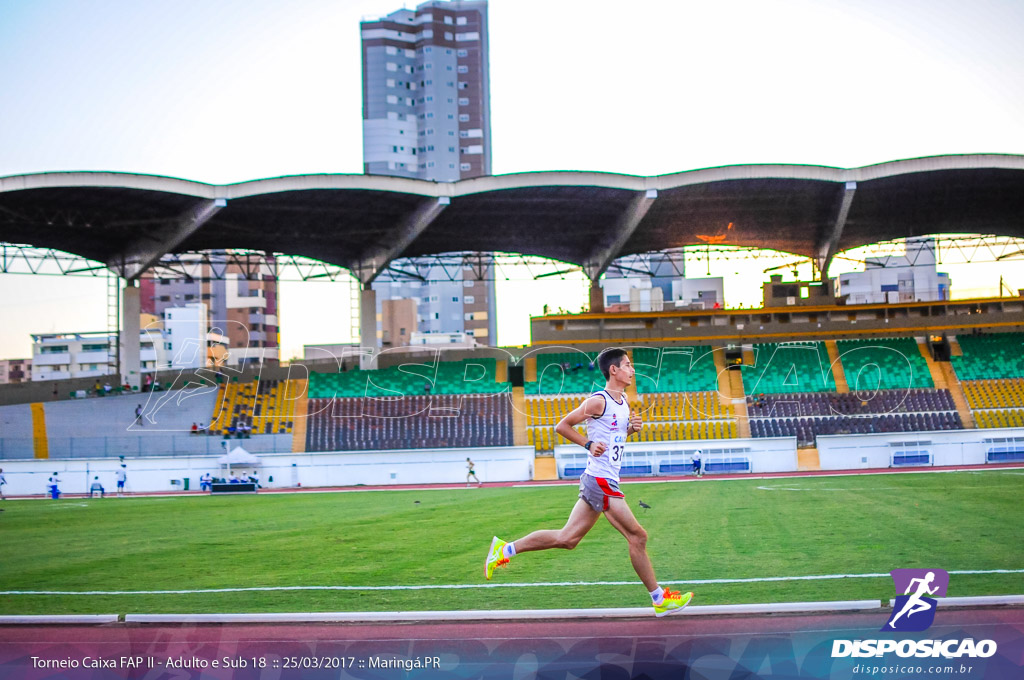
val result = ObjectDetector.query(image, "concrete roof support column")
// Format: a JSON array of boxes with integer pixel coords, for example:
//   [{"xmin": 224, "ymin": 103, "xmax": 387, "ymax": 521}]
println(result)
[
  {"xmin": 359, "ymin": 287, "xmax": 378, "ymax": 371},
  {"xmin": 582, "ymin": 189, "xmax": 657, "ymax": 281},
  {"xmin": 817, "ymin": 181, "xmax": 857, "ymax": 278},
  {"xmin": 589, "ymin": 280, "xmax": 605, "ymax": 313},
  {"xmin": 108, "ymin": 198, "xmax": 227, "ymax": 281},
  {"xmin": 350, "ymin": 197, "xmax": 450, "ymax": 286},
  {"xmin": 121, "ymin": 282, "xmax": 141, "ymax": 391}
]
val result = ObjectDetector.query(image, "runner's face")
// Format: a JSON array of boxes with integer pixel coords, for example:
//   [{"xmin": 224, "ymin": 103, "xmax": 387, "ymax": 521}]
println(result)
[{"xmin": 611, "ymin": 356, "xmax": 634, "ymax": 386}]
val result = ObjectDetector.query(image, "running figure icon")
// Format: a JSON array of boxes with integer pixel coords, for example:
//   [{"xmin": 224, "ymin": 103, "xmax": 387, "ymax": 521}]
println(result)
[{"xmin": 888, "ymin": 571, "xmax": 939, "ymax": 629}]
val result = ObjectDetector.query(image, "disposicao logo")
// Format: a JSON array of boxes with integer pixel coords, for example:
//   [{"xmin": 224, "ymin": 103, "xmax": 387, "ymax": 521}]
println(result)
[
  {"xmin": 883, "ymin": 568, "xmax": 948, "ymax": 632},
  {"xmin": 831, "ymin": 568, "xmax": 998, "ymax": 659}
]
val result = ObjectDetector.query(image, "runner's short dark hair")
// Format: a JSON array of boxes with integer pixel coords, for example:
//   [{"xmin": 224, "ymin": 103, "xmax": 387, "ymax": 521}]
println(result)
[{"xmin": 598, "ymin": 348, "xmax": 628, "ymax": 380}]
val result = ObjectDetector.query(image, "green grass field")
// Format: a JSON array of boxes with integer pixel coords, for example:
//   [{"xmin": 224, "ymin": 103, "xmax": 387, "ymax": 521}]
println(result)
[{"xmin": 1, "ymin": 469, "xmax": 1022, "ymax": 615}]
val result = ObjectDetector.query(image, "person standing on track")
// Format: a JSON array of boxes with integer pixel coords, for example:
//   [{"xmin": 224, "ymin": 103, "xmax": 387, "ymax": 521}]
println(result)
[
  {"xmin": 116, "ymin": 464, "xmax": 127, "ymax": 497},
  {"xmin": 484, "ymin": 348, "xmax": 693, "ymax": 617}
]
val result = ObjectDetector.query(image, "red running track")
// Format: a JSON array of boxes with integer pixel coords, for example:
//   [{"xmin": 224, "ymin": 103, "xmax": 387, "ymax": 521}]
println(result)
[{"xmin": 1, "ymin": 607, "xmax": 1023, "ymax": 678}]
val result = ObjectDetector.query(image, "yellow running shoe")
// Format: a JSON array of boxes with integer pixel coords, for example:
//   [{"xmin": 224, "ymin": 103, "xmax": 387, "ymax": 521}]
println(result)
[
  {"xmin": 654, "ymin": 588, "xmax": 693, "ymax": 617},
  {"xmin": 485, "ymin": 536, "xmax": 509, "ymax": 580}
]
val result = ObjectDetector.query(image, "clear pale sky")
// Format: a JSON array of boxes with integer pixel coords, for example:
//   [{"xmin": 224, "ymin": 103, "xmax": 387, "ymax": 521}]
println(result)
[{"xmin": 1, "ymin": 0, "xmax": 1023, "ymax": 360}]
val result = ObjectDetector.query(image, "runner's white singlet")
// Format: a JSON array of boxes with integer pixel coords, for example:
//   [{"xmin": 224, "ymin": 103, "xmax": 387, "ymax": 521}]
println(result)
[{"xmin": 584, "ymin": 390, "xmax": 630, "ymax": 483}]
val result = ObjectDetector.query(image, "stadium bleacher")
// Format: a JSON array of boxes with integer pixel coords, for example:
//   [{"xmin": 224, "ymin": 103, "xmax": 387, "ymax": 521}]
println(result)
[
  {"xmin": 305, "ymin": 393, "xmax": 513, "ymax": 452},
  {"xmin": 525, "ymin": 352, "xmax": 603, "ymax": 395},
  {"xmin": 209, "ymin": 378, "xmax": 301, "ymax": 436},
  {"xmin": 633, "ymin": 346, "xmax": 719, "ymax": 393},
  {"xmin": 309, "ymin": 358, "xmax": 508, "ymax": 398},
  {"xmin": 0, "ymin": 403, "xmax": 35, "ymax": 459},
  {"xmin": 951, "ymin": 333, "xmax": 1024, "ymax": 380},
  {"xmin": 742, "ymin": 342, "xmax": 834, "ymax": 394},
  {"xmin": 8, "ymin": 332, "xmax": 1024, "ymax": 467},
  {"xmin": 836, "ymin": 337, "xmax": 934, "ymax": 390}
]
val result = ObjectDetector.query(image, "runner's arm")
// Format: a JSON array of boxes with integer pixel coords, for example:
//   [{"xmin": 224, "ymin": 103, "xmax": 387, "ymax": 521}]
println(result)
[{"xmin": 555, "ymin": 395, "xmax": 607, "ymax": 454}]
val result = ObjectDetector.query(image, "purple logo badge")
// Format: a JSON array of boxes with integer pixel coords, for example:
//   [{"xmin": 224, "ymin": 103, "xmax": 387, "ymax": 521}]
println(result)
[{"xmin": 882, "ymin": 568, "xmax": 949, "ymax": 632}]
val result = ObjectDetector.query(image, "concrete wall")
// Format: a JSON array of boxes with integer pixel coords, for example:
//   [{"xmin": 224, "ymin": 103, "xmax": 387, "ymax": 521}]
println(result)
[
  {"xmin": 0, "ymin": 445, "xmax": 535, "ymax": 496},
  {"xmin": 817, "ymin": 427, "xmax": 1024, "ymax": 469},
  {"xmin": 554, "ymin": 437, "xmax": 798, "ymax": 478}
]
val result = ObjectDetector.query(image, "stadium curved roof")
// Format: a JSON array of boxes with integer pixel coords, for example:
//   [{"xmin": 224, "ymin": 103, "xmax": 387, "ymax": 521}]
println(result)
[{"xmin": 1, "ymin": 154, "xmax": 1022, "ymax": 283}]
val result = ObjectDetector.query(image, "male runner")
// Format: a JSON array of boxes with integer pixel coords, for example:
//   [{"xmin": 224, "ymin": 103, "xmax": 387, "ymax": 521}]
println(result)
[
  {"xmin": 466, "ymin": 457, "xmax": 482, "ymax": 487},
  {"xmin": 485, "ymin": 348, "xmax": 693, "ymax": 617}
]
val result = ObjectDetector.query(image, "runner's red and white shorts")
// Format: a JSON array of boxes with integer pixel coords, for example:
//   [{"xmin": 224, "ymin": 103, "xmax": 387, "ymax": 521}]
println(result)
[{"xmin": 578, "ymin": 473, "xmax": 624, "ymax": 512}]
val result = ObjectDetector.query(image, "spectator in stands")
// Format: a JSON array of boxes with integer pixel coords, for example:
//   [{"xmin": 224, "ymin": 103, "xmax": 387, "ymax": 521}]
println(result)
[
  {"xmin": 48, "ymin": 472, "xmax": 61, "ymax": 499},
  {"xmin": 692, "ymin": 450, "xmax": 702, "ymax": 477},
  {"xmin": 94, "ymin": 380, "xmax": 103, "ymax": 397},
  {"xmin": 424, "ymin": 381, "xmax": 432, "ymax": 395},
  {"xmin": 89, "ymin": 476, "xmax": 105, "ymax": 498},
  {"xmin": 229, "ymin": 473, "xmax": 241, "ymax": 484},
  {"xmin": 103, "ymin": 382, "xmax": 112, "ymax": 396},
  {"xmin": 200, "ymin": 473, "xmax": 212, "ymax": 491},
  {"xmin": 251, "ymin": 470, "xmax": 261, "ymax": 488},
  {"xmin": 143, "ymin": 374, "xmax": 153, "ymax": 392},
  {"xmin": 115, "ymin": 464, "xmax": 127, "ymax": 497},
  {"xmin": 134, "ymin": 404, "xmax": 143, "ymax": 427},
  {"xmin": 190, "ymin": 422, "xmax": 198, "ymax": 435}
]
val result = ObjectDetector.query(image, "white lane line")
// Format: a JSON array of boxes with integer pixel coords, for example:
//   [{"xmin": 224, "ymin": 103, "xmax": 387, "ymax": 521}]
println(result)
[
  {"xmin": 4, "ymin": 569, "xmax": 1022, "ymax": 596},
  {"xmin": 124, "ymin": 600, "xmax": 883, "ymax": 624}
]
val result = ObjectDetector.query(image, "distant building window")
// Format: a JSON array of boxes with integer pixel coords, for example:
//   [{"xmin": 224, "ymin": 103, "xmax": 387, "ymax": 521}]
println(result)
[
  {"xmin": 457, "ymin": 49, "xmax": 468, "ymax": 57},
  {"xmin": 458, "ymin": 114, "xmax": 470, "ymax": 122},
  {"xmin": 457, "ymin": 65, "xmax": 468, "ymax": 73},
  {"xmin": 460, "ymin": 163, "xmax": 471, "ymax": 171}
]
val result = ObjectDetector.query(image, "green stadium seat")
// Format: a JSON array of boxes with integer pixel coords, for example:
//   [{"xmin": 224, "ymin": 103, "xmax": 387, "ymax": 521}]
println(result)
[{"xmin": 836, "ymin": 338, "xmax": 933, "ymax": 391}]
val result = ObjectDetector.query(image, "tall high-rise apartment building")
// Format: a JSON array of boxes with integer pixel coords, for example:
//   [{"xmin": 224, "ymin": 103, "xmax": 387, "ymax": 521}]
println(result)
[
  {"xmin": 362, "ymin": 0, "xmax": 497, "ymax": 344},
  {"xmin": 373, "ymin": 263, "xmax": 497, "ymax": 346},
  {"xmin": 361, "ymin": 0, "xmax": 491, "ymax": 181}
]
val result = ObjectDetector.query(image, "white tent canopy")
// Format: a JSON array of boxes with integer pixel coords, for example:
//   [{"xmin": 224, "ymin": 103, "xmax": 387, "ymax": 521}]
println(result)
[{"xmin": 217, "ymin": 446, "xmax": 261, "ymax": 467}]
